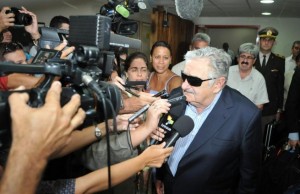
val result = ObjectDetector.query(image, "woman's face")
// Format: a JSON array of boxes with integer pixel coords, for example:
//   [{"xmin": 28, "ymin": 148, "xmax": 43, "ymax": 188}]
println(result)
[
  {"xmin": 151, "ymin": 46, "xmax": 172, "ymax": 74},
  {"xmin": 126, "ymin": 58, "xmax": 148, "ymax": 81}
]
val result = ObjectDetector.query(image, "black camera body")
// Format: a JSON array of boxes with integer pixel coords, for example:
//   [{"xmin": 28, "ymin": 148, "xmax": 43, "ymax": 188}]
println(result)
[{"xmin": 5, "ymin": 7, "xmax": 33, "ymax": 26}]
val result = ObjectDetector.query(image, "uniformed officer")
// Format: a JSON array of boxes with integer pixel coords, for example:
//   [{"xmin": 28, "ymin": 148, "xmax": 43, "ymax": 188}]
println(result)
[{"xmin": 254, "ymin": 27, "xmax": 285, "ymax": 135}]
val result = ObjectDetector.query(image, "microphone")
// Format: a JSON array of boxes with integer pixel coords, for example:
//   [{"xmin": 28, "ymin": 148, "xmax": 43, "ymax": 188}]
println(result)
[
  {"xmin": 115, "ymin": 5, "xmax": 130, "ymax": 18},
  {"xmin": 175, "ymin": 0, "xmax": 204, "ymax": 20},
  {"xmin": 164, "ymin": 115, "xmax": 194, "ymax": 148},
  {"xmin": 150, "ymin": 101, "xmax": 186, "ymax": 145},
  {"xmin": 128, "ymin": 95, "xmax": 186, "ymax": 123}
]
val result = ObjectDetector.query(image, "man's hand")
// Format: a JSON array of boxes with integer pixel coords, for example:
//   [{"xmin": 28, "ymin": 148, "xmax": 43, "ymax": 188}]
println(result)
[
  {"xmin": 9, "ymin": 81, "xmax": 86, "ymax": 159},
  {"xmin": 0, "ymin": 7, "xmax": 14, "ymax": 31},
  {"xmin": 54, "ymin": 41, "xmax": 75, "ymax": 59},
  {"xmin": 288, "ymin": 139, "xmax": 300, "ymax": 149},
  {"xmin": 20, "ymin": 7, "xmax": 40, "ymax": 40}
]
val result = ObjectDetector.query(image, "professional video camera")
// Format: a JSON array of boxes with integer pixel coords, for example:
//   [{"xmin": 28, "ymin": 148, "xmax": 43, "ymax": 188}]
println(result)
[
  {"xmin": 0, "ymin": 14, "xmax": 141, "ymax": 149},
  {"xmin": 99, "ymin": 0, "xmax": 140, "ymax": 35}
]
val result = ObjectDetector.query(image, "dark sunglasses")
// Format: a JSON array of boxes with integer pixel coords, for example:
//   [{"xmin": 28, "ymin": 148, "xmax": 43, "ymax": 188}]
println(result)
[
  {"xmin": 1, "ymin": 42, "xmax": 23, "ymax": 56},
  {"xmin": 181, "ymin": 71, "xmax": 216, "ymax": 87}
]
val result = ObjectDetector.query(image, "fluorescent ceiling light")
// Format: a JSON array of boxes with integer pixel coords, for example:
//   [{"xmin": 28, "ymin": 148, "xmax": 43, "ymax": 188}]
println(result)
[
  {"xmin": 260, "ymin": 0, "xmax": 274, "ymax": 4},
  {"xmin": 262, "ymin": 12, "xmax": 272, "ymax": 15}
]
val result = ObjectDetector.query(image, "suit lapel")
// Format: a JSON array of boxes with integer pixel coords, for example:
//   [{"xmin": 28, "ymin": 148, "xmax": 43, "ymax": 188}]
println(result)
[{"xmin": 179, "ymin": 87, "xmax": 234, "ymax": 164}]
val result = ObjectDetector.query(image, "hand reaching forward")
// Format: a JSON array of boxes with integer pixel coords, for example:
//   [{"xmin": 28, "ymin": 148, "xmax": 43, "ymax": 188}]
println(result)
[
  {"xmin": 140, "ymin": 142, "xmax": 173, "ymax": 168},
  {"xmin": 8, "ymin": 81, "xmax": 86, "ymax": 159}
]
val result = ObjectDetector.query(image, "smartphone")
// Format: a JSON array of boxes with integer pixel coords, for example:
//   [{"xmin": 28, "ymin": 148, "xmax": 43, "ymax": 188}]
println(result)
[{"xmin": 32, "ymin": 48, "xmax": 62, "ymax": 64}]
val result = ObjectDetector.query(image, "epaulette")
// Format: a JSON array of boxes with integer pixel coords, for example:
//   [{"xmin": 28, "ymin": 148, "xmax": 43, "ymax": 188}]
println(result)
[{"xmin": 274, "ymin": 53, "xmax": 285, "ymax": 59}]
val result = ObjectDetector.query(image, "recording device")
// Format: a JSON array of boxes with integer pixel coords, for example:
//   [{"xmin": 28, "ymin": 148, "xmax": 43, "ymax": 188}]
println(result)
[
  {"xmin": 5, "ymin": 7, "xmax": 33, "ymax": 26},
  {"xmin": 175, "ymin": 0, "xmax": 203, "ymax": 20},
  {"xmin": 128, "ymin": 94, "xmax": 186, "ymax": 123},
  {"xmin": 32, "ymin": 48, "xmax": 62, "ymax": 64},
  {"xmin": 150, "ymin": 91, "xmax": 186, "ymax": 145},
  {"xmin": 39, "ymin": 27, "xmax": 69, "ymax": 49},
  {"xmin": 153, "ymin": 89, "xmax": 167, "ymax": 98},
  {"xmin": 163, "ymin": 115, "xmax": 194, "ymax": 148},
  {"xmin": 99, "ymin": 0, "xmax": 139, "ymax": 35},
  {"xmin": 0, "ymin": 14, "xmax": 142, "ymax": 149}
]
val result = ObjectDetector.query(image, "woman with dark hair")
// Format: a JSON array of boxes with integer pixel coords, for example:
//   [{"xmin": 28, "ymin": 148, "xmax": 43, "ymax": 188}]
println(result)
[
  {"xmin": 148, "ymin": 41, "xmax": 182, "ymax": 96},
  {"xmin": 111, "ymin": 51, "xmax": 157, "ymax": 114}
]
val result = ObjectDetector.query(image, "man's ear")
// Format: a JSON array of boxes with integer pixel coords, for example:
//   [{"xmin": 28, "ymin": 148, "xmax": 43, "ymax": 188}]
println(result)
[{"xmin": 213, "ymin": 77, "xmax": 226, "ymax": 93}]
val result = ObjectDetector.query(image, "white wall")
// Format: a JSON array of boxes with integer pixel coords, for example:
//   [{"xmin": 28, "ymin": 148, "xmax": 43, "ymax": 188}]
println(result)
[{"xmin": 194, "ymin": 17, "xmax": 300, "ymax": 57}]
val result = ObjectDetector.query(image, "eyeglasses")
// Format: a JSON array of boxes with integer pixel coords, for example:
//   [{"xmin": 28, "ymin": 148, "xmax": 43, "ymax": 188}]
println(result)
[
  {"xmin": 1, "ymin": 42, "xmax": 23, "ymax": 56},
  {"xmin": 181, "ymin": 71, "xmax": 216, "ymax": 87},
  {"xmin": 239, "ymin": 55, "xmax": 255, "ymax": 60}
]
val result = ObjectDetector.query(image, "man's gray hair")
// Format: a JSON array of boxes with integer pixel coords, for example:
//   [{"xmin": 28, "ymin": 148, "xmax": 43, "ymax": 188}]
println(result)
[
  {"xmin": 238, "ymin": 43, "xmax": 259, "ymax": 58},
  {"xmin": 191, "ymin": 33, "xmax": 211, "ymax": 45},
  {"xmin": 184, "ymin": 47, "xmax": 231, "ymax": 79}
]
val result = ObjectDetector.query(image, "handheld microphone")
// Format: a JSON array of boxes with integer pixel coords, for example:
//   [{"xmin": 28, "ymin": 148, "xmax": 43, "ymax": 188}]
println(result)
[
  {"xmin": 150, "ymin": 100, "xmax": 186, "ymax": 145},
  {"xmin": 128, "ymin": 95, "xmax": 186, "ymax": 123},
  {"xmin": 164, "ymin": 115, "xmax": 194, "ymax": 148},
  {"xmin": 115, "ymin": 5, "xmax": 130, "ymax": 18}
]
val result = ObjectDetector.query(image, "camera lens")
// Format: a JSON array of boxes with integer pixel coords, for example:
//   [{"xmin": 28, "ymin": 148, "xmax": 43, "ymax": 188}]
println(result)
[
  {"xmin": 9, "ymin": 7, "xmax": 33, "ymax": 26},
  {"xmin": 15, "ymin": 13, "xmax": 33, "ymax": 26}
]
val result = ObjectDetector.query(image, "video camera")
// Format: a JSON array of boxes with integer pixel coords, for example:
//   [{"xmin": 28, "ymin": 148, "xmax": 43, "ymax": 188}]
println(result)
[{"xmin": 0, "ymin": 14, "xmax": 141, "ymax": 149}]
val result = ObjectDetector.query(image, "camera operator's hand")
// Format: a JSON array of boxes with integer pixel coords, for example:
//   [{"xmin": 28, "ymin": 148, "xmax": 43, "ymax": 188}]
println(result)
[
  {"xmin": 0, "ymin": 7, "xmax": 14, "ymax": 31},
  {"xmin": 288, "ymin": 139, "xmax": 300, "ymax": 150},
  {"xmin": 54, "ymin": 40, "xmax": 75, "ymax": 59},
  {"xmin": 1, "ymin": 81, "xmax": 85, "ymax": 194},
  {"xmin": 110, "ymin": 75, "xmax": 126, "ymax": 91},
  {"xmin": 9, "ymin": 81, "xmax": 85, "ymax": 159},
  {"xmin": 20, "ymin": 7, "xmax": 40, "ymax": 40}
]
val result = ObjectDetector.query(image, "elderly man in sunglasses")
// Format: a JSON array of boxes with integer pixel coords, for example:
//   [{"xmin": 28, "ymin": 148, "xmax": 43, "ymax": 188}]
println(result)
[
  {"xmin": 227, "ymin": 42, "xmax": 269, "ymax": 110},
  {"xmin": 155, "ymin": 47, "xmax": 262, "ymax": 194}
]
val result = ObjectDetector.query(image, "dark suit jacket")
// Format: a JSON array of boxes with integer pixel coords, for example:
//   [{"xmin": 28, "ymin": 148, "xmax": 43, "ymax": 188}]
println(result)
[
  {"xmin": 158, "ymin": 86, "xmax": 262, "ymax": 194},
  {"xmin": 285, "ymin": 67, "xmax": 300, "ymax": 133},
  {"xmin": 254, "ymin": 53, "xmax": 285, "ymax": 116}
]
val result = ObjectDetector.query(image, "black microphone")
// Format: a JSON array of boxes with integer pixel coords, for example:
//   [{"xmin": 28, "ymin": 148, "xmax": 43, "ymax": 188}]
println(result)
[
  {"xmin": 150, "ymin": 100, "xmax": 186, "ymax": 145},
  {"xmin": 164, "ymin": 115, "xmax": 194, "ymax": 148},
  {"xmin": 175, "ymin": 0, "xmax": 204, "ymax": 20},
  {"xmin": 128, "ymin": 95, "xmax": 186, "ymax": 123}
]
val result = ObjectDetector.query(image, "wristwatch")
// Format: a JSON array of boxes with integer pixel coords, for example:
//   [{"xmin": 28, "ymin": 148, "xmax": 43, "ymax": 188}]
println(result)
[{"xmin": 94, "ymin": 125, "xmax": 102, "ymax": 140}]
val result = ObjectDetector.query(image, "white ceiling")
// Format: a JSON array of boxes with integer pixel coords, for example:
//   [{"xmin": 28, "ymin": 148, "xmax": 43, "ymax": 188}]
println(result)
[{"xmin": 1, "ymin": 0, "xmax": 300, "ymax": 18}]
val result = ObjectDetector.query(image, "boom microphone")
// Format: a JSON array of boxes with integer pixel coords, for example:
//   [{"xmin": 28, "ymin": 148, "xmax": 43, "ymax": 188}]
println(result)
[
  {"xmin": 164, "ymin": 115, "xmax": 194, "ymax": 148},
  {"xmin": 128, "ymin": 95, "xmax": 186, "ymax": 123},
  {"xmin": 175, "ymin": 0, "xmax": 203, "ymax": 20}
]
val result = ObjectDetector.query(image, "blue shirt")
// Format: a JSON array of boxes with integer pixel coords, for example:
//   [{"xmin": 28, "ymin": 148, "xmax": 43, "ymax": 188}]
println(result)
[{"xmin": 168, "ymin": 90, "xmax": 222, "ymax": 176}]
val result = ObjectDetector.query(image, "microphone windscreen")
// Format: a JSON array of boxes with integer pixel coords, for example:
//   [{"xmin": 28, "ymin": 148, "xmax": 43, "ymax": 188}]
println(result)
[
  {"xmin": 173, "ymin": 115, "xmax": 194, "ymax": 137},
  {"xmin": 175, "ymin": 0, "xmax": 203, "ymax": 20}
]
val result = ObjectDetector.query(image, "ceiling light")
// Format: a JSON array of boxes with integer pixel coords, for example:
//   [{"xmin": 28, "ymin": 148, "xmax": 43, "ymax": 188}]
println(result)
[
  {"xmin": 260, "ymin": 0, "xmax": 274, "ymax": 4},
  {"xmin": 262, "ymin": 12, "xmax": 272, "ymax": 15},
  {"xmin": 137, "ymin": 0, "xmax": 147, "ymax": 9}
]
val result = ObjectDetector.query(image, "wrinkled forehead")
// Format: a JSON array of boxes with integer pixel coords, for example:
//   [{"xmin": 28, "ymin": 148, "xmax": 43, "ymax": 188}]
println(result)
[{"xmin": 185, "ymin": 57, "xmax": 211, "ymax": 75}]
